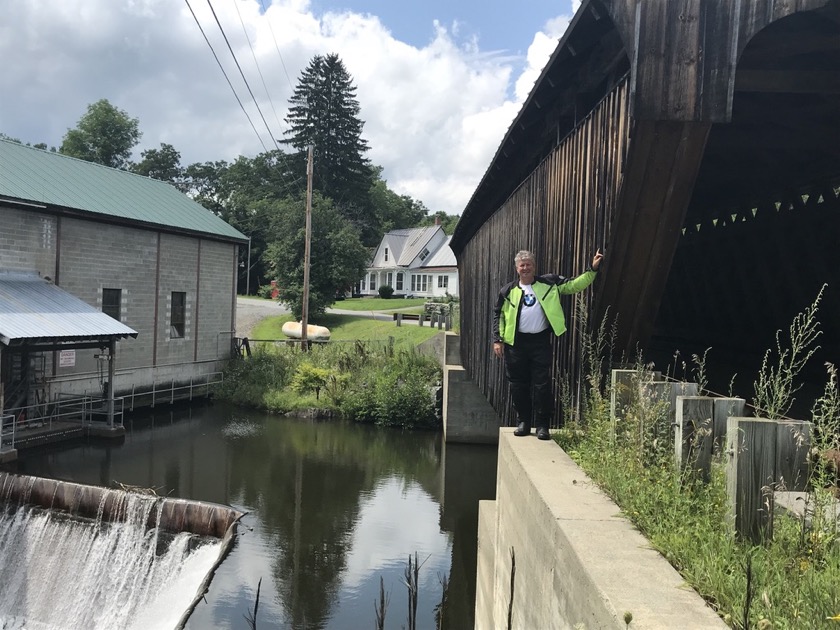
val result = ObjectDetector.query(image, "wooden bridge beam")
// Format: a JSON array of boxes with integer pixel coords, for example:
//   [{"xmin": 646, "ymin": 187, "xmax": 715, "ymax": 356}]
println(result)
[{"xmin": 595, "ymin": 119, "xmax": 711, "ymax": 355}]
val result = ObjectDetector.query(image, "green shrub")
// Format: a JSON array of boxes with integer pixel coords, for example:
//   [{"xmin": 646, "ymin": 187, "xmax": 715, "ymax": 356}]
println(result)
[
  {"xmin": 257, "ymin": 284, "xmax": 275, "ymax": 299},
  {"xmin": 218, "ymin": 341, "xmax": 441, "ymax": 429},
  {"xmin": 291, "ymin": 363, "xmax": 330, "ymax": 399},
  {"xmin": 375, "ymin": 376, "xmax": 438, "ymax": 429},
  {"xmin": 378, "ymin": 284, "xmax": 394, "ymax": 299}
]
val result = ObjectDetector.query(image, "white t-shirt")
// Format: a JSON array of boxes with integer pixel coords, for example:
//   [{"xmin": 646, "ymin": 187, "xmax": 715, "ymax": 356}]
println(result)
[{"xmin": 517, "ymin": 283, "xmax": 549, "ymax": 333}]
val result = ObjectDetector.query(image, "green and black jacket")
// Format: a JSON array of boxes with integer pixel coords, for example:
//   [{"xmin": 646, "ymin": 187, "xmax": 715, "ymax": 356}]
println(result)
[{"xmin": 492, "ymin": 270, "xmax": 597, "ymax": 346}]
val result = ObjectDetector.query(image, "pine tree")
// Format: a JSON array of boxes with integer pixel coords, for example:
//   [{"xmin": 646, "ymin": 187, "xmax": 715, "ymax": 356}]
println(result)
[{"xmin": 284, "ymin": 54, "xmax": 377, "ymax": 243}]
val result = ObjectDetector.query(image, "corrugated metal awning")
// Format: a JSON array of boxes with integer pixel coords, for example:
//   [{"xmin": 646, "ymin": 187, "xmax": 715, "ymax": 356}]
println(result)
[{"xmin": 0, "ymin": 272, "xmax": 138, "ymax": 347}]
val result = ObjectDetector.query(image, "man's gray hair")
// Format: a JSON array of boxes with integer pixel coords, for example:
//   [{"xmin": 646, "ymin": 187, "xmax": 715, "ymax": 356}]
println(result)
[{"xmin": 514, "ymin": 250, "xmax": 536, "ymax": 264}]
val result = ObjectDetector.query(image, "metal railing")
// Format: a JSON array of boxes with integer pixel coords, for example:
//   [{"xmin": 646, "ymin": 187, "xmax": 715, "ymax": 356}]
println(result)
[
  {"xmin": 129, "ymin": 371, "xmax": 224, "ymax": 409},
  {"xmin": 1, "ymin": 414, "xmax": 15, "ymax": 453}
]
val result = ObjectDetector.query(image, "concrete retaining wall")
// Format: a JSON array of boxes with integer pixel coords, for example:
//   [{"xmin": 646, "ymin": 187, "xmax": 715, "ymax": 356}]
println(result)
[{"xmin": 476, "ymin": 430, "xmax": 727, "ymax": 629}]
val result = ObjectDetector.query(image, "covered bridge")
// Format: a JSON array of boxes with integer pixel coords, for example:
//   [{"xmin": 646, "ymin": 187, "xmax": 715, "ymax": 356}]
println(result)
[{"xmin": 451, "ymin": 0, "xmax": 840, "ymax": 424}]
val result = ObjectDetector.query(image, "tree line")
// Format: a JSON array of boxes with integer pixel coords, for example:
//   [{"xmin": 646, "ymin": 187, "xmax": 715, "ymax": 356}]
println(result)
[{"xmin": 2, "ymin": 53, "xmax": 459, "ymax": 318}]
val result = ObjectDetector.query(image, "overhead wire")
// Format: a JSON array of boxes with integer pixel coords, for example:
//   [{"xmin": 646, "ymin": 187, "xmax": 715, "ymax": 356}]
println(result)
[
  {"xmin": 258, "ymin": 0, "xmax": 297, "ymax": 95},
  {"xmin": 184, "ymin": 0, "xmax": 311, "ymax": 200},
  {"xmin": 203, "ymin": 0, "xmax": 281, "ymax": 152},
  {"xmin": 233, "ymin": 0, "xmax": 285, "ymax": 138},
  {"xmin": 183, "ymin": 0, "xmax": 270, "ymax": 153}
]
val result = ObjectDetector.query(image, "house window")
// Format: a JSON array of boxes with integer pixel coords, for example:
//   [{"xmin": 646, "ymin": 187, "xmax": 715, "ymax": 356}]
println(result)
[
  {"xmin": 369, "ymin": 273, "xmax": 376, "ymax": 291},
  {"xmin": 102, "ymin": 288, "xmax": 122, "ymax": 321},
  {"xmin": 384, "ymin": 247, "xmax": 389, "ymax": 262},
  {"xmin": 419, "ymin": 247, "xmax": 430, "ymax": 261},
  {"xmin": 386, "ymin": 272, "xmax": 393, "ymax": 287},
  {"xmin": 411, "ymin": 274, "xmax": 431, "ymax": 293},
  {"xmin": 438, "ymin": 275, "xmax": 448, "ymax": 289},
  {"xmin": 170, "ymin": 291, "xmax": 186, "ymax": 339},
  {"xmin": 396, "ymin": 272, "xmax": 403, "ymax": 291}
]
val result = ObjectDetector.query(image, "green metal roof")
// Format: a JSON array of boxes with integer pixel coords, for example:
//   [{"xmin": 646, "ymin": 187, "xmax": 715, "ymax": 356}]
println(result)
[{"xmin": 0, "ymin": 139, "xmax": 246, "ymax": 242}]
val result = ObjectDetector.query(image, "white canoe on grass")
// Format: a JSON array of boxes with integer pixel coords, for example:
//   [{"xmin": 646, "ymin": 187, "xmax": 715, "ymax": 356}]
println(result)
[{"xmin": 281, "ymin": 321, "xmax": 331, "ymax": 341}]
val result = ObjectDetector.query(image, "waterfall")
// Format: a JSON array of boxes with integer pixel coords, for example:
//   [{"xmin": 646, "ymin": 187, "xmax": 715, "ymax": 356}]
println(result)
[{"xmin": 0, "ymin": 491, "xmax": 224, "ymax": 630}]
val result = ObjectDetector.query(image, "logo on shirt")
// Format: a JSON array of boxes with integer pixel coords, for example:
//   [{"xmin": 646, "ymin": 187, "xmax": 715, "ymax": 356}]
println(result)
[{"xmin": 523, "ymin": 294, "xmax": 537, "ymax": 307}]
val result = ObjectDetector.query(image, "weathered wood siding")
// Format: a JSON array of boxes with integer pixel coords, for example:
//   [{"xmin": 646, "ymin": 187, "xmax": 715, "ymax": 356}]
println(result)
[{"xmin": 459, "ymin": 78, "xmax": 631, "ymax": 425}]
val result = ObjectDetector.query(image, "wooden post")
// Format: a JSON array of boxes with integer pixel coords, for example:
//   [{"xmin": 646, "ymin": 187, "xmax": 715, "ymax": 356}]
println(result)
[
  {"xmin": 396, "ymin": 313, "xmax": 402, "ymax": 327},
  {"xmin": 419, "ymin": 313, "xmax": 425, "ymax": 327},
  {"xmin": 776, "ymin": 420, "xmax": 812, "ymax": 492},
  {"xmin": 726, "ymin": 417, "xmax": 777, "ymax": 543},
  {"xmin": 609, "ymin": 369, "xmax": 662, "ymax": 424},
  {"xmin": 712, "ymin": 397, "xmax": 745, "ymax": 456},
  {"xmin": 674, "ymin": 396, "xmax": 714, "ymax": 479}
]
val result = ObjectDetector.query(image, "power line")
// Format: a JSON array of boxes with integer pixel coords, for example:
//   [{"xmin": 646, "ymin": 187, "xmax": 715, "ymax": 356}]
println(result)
[
  {"xmin": 233, "ymin": 0, "xmax": 285, "ymax": 138},
  {"xmin": 204, "ymin": 0, "xmax": 281, "ymax": 152},
  {"xmin": 259, "ymin": 0, "xmax": 296, "ymax": 95},
  {"xmin": 183, "ymin": 0, "xmax": 269, "ymax": 153}
]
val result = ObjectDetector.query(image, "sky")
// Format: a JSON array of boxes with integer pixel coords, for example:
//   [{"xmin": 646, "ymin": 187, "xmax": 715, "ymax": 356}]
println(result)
[{"xmin": 0, "ymin": 0, "xmax": 581, "ymax": 215}]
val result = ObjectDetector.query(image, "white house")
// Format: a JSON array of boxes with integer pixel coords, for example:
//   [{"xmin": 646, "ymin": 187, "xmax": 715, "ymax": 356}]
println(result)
[{"xmin": 358, "ymin": 224, "xmax": 459, "ymax": 298}]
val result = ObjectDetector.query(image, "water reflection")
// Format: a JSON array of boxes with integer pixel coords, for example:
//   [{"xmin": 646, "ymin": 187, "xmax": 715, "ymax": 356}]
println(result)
[{"xmin": 7, "ymin": 402, "xmax": 497, "ymax": 630}]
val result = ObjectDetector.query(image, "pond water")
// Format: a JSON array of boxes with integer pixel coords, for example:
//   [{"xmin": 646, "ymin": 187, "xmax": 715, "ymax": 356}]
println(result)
[{"xmin": 6, "ymin": 402, "xmax": 497, "ymax": 630}]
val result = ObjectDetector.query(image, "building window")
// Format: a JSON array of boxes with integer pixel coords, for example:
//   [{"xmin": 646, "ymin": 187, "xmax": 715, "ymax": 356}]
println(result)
[
  {"xmin": 419, "ymin": 247, "xmax": 430, "ymax": 261},
  {"xmin": 411, "ymin": 275, "xmax": 431, "ymax": 293},
  {"xmin": 396, "ymin": 272, "xmax": 403, "ymax": 291},
  {"xmin": 171, "ymin": 291, "xmax": 186, "ymax": 339},
  {"xmin": 369, "ymin": 273, "xmax": 376, "ymax": 291},
  {"xmin": 384, "ymin": 247, "xmax": 389, "ymax": 262},
  {"xmin": 438, "ymin": 275, "xmax": 448, "ymax": 289},
  {"xmin": 386, "ymin": 272, "xmax": 393, "ymax": 287},
  {"xmin": 102, "ymin": 288, "xmax": 122, "ymax": 321}
]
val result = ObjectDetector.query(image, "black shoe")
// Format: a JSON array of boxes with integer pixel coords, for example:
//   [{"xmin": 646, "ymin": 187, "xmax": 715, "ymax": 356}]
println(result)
[
  {"xmin": 536, "ymin": 427, "xmax": 550, "ymax": 440},
  {"xmin": 513, "ymin": 422, "xmax": 531, "ymax": 436}
]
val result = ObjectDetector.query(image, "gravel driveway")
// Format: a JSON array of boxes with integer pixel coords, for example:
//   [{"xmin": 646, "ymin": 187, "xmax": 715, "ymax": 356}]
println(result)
[{"xmin": 235, "ymin": 297, "xmax": 288, "ymax": 338}]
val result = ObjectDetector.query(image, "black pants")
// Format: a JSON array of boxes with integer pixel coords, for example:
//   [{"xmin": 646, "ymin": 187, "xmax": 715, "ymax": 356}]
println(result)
[{"xmin": 503, "ymin": 330, "xmax": 554, "ymax": 429}]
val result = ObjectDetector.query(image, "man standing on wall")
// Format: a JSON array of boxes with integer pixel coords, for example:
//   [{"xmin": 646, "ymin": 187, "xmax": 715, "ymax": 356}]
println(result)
[{"xmin": 492, "ymin": 249, "xmax": 603, "ymax": 440}]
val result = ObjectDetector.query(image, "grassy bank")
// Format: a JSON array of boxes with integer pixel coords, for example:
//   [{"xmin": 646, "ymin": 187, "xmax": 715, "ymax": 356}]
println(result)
[{"xmin": 219, "ymin": 313, "xmax": 443, "ymax": 427}]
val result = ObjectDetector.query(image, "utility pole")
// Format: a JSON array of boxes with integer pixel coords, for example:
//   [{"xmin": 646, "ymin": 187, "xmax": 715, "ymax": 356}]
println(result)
[
  {"xmin": 245, "ymin": 236, "xmax": 252, "ymax": 296},
  {"xmin": 301, "ymin": 145, "xmax": 313, "ymax": 351}
]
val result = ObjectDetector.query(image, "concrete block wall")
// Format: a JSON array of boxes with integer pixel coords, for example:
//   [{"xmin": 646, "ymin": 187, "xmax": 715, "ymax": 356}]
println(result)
[
  {"xmin": 196, "ymin": 240, "xmax": 236, "ymax": 362},
  {"xmin": 476, "ymin": 431, "xmax": 727, "ymax": 629},
  {"xmin": 0, "ymin": 207, "xmax": 58, "ymax": 277},
  {"xmin": 155, "ymin": 233, "xmax": 198, "ymax": 366},
  {"xmin": 59, "ymin": 218, "xmax": 159, "ymax": 373}
]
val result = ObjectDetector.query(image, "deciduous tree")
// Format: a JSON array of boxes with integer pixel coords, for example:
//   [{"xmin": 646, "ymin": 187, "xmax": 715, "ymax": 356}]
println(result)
[
  {"xmin": 131, "ymin": 142, "xmax": 184, "ymax": 186},
  {"xmin": 60, "ymin": 99, "xmax": 141, "ymax": 169},
  {"xmin": 264, "ymin": 194, "xmax": 368, "ymax": 319}
]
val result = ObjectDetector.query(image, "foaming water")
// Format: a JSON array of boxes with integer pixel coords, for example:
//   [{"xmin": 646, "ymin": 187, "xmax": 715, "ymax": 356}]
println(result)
[{"xmin": 0, "ymin": 493, "xmax": 223, "ymax": 630}]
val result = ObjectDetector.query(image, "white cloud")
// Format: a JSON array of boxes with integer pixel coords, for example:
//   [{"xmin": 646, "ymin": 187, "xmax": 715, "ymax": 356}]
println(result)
[{"xmin": 0, "ymin": 0, "xmax": 574, "ymax": 215}]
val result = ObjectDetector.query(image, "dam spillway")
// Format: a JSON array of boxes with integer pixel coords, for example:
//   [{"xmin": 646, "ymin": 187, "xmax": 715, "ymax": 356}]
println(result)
[{"xmin": 0, "ymin": 473, "xmax": 243, "ymax": 630}]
